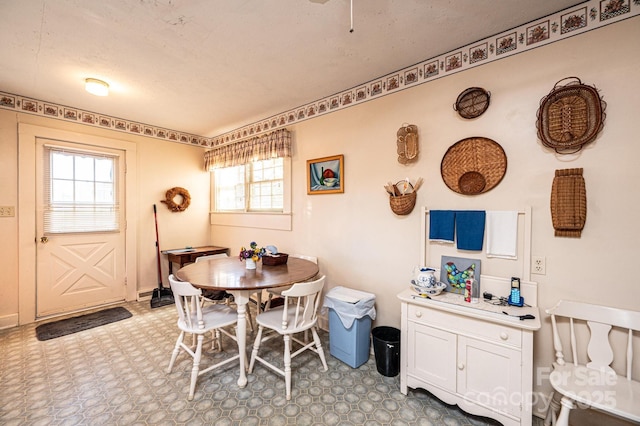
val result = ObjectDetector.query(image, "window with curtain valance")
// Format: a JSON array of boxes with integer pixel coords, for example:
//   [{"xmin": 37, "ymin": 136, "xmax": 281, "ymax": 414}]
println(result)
[{"xmin": 204, "ymin": 129, "xmax": 291, "ymax": 170}]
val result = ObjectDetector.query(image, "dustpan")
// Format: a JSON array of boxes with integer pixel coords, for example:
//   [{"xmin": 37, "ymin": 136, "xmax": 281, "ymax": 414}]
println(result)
[{"xmin": 151, "ymin": 286, "xmax": 174, "ymax": 308}]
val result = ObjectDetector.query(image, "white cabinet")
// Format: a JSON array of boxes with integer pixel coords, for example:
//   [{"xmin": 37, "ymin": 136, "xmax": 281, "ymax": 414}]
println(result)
[{"xmin": 399, "ymin": 289, "xmax": 540, "ymax": 426}]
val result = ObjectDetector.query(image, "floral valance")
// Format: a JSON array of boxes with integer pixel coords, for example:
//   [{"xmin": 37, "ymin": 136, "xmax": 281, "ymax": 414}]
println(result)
[{"xmin": 204, "ymin": 129, "xmax": 291, "ymax": 170}]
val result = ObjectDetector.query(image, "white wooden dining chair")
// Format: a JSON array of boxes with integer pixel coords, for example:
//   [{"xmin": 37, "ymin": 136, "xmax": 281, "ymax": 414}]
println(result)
[
  {"xmin": 194, "ymin": 253, "xmax": 229, "ymax": 263},
  {"xmin": 544, "ymin": 300, "xmax": 640, "ymax": 425},
  {"xmin": 195, "ymin": 253, "xmax": 254, "ymax": 330},
  {"xmin": 263, "ymin": 254, "xmax": 318, "ymax": 311},
  {"xmin": 248, "ymin": 275, "xmax": 328, "ymax": 400},
  {"xmin": 167, "ymin": 274, "xmax": 241, "ymax": 400}
]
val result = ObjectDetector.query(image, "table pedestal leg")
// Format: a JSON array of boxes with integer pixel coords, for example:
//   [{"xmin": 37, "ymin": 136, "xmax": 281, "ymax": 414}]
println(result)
[{"xmin": 230, "ymin": 290, "xmax": 249, "ymax": 388}]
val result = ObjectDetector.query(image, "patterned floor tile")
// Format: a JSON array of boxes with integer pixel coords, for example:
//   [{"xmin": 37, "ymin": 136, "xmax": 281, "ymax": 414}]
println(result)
[{"xmin": 0, "ymin": 300, "xmax": 545, "ymax": 425}]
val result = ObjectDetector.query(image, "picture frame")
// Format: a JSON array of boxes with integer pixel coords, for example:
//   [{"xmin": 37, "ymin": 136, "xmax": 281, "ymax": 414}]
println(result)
[
  {"xmin": 440, "ymin": 256, "xmax": 481, "ymax": 294},
  {"xmin": 307, "ymin": 154, "xmax": 344, "ymax": 194}
]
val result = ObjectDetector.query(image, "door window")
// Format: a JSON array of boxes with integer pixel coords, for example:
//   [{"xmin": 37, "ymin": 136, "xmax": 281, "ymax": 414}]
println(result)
[{"xmin": 43, "ymin": 146, "xmax": 120, "ymax": 234}]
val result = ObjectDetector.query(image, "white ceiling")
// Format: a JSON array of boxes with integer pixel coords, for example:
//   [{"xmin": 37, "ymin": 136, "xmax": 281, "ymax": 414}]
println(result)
[{"xmin": 1, "ymin": 0, "xmax": 581, "ymax": 138}]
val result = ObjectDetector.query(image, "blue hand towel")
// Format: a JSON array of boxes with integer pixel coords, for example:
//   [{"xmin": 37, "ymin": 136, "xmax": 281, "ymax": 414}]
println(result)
[
  {"xmin": 456, "ymin": 210, "xmax": 486, "ymax": 251},
  {"xmin": 429, "ymin": 210, "xmax": 455, "ymax": 242}
]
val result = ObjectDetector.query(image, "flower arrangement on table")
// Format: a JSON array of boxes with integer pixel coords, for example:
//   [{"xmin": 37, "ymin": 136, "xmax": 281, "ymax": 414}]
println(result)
[{"xmin": 239, "ymin": 242, "xmax": 265, "ymax": 262}]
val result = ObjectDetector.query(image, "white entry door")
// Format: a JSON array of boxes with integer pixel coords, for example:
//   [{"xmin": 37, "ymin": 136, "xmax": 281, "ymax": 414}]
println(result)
[{"xmin": 35, "ymin": 138, "xmax": 126, "ymax": 317}]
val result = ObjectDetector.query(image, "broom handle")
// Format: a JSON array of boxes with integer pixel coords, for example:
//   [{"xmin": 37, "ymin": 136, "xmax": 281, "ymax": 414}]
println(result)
[{"xmin": 153, "ymin": 204, "xmax": 163, "ymax": 287}]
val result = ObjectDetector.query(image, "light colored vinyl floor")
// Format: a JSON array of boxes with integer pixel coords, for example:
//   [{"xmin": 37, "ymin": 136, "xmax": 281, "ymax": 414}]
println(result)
[{"xmin": 0, "ymin": 299, "xmax": 545, "ymax": 425}]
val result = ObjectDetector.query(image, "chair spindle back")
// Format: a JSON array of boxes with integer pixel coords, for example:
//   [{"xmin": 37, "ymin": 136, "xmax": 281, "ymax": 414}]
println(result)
[
  {"xmin": 281, "ymin": 275, "xmax": 325, "ymax": 330},
  {"xmin": 547, "ymin": 300, "xmax": 640, "ymax": 380}
]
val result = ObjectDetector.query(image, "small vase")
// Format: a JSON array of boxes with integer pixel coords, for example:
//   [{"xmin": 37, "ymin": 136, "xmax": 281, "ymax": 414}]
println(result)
[{"xmin": 245, "ymin": 258, "xmax": 257, "ymax": 270}]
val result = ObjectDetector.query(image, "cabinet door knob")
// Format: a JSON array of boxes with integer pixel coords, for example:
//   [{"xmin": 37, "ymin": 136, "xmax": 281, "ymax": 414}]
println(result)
[
  {"xmin": 458, "ymin": 363, "xmax": 465, "ymax": 370},
  {"xmin": 500, "ymin": 332, "xmax": 509, "ymax": 340},
  {"xmin": 415, "ymin": 311, "xmax": 422, "ymax": 318}
]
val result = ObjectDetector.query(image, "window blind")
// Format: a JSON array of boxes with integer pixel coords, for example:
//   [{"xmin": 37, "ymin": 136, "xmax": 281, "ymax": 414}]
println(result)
[{"xmin": 43, "ymin": 145, "xmax": 120, "ymax": 234}]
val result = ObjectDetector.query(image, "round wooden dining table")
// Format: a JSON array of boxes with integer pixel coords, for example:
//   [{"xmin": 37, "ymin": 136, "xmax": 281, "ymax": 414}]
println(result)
[{"xmin": 175, "ymin": 255, "xmax": 319, "ymax": 387}]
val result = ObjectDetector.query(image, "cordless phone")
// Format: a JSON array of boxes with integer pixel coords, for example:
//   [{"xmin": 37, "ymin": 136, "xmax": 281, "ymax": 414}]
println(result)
[{"xmin": 508, "ymin": 277, "xmax": 524, "ymax": 307}]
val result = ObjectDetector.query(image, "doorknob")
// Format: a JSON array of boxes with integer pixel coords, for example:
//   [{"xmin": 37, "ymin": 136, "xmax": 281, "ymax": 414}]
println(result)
[{"xmin": 40, "ymin": 236, "xmax": 49, "ymax": 243}]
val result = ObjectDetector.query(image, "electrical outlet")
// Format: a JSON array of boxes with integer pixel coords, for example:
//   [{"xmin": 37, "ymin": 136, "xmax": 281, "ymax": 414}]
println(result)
[
  {"xmin": 532, "ymin": 256, "xmax": 546, "ymax": 275},
  {"xmin": 0, "ymin": 206, "xmax": 15, "ymax": 217}
]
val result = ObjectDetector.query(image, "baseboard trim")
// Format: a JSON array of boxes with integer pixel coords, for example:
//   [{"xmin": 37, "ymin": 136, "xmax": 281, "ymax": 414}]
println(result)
[
  {"xmin": 137, "ymin": 290, "xmax": 154, "ymax": 301},
  {"xmin": 0, "ymin": 313, "xmax": 19, "ymax": 330}
]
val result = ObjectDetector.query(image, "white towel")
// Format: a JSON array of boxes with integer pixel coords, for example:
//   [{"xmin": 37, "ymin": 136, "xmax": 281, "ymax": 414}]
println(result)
[{"xmin": 486, "ymin": 211, "xmax": 518, "ymax": 259}]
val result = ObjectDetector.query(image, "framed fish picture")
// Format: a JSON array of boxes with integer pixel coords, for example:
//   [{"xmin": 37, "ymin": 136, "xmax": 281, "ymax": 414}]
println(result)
[{"xmin": 440, "ymin": 256, "xmax": 481, "ymax": 294}]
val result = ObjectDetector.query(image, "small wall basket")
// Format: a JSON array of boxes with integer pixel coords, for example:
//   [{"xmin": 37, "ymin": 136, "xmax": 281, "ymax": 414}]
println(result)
[
  {"xmin": 397, "ymin": 124, "xmax": 419, "ymax": 164},
  {"xmin": 390, "ymin": 192, "xmax": 417, "ymax": 215},
  {"xmin": 453, "ymin": 87, "xmax": 491, "ymax": 119},
  {"xmin": 386, "ymin": 178, "xmax": 422, "ymax": 215}
]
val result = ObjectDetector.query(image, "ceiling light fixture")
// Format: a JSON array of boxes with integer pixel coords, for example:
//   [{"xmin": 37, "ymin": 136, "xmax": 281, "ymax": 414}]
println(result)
[{"xmin": 85, "ymin": 78, "xmax": 109, "ymax": 96}]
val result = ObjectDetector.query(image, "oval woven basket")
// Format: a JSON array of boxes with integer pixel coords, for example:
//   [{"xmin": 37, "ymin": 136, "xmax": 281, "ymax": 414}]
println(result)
[
  {"xmin": 453, "ymin": 87, "xmax": 491, "ymax": 119},
  {"xmin": 389, "ymin": 192, "xmax": 416, "ymax": 215},
  {"xmin": 396, "ymin": 124, "xmax": 419, "ymax": 164},
  {"xmin": 440, "ymin": 137, "xmax": 507, "ymax": 195},
  {"xmin": 537, "ymin": 77, "xmax": 606, "ymax": 153}
]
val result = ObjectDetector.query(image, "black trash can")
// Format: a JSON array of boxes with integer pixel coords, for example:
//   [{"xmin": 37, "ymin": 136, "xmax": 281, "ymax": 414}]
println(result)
[{"xmin": 371, "ymin": 326, "xmax": 400, "ymax": 377}]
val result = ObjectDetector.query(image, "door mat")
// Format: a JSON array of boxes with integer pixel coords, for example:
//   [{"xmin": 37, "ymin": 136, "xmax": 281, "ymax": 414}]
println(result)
[{"xmin": 35, "ymin": 307, "xmax": 132, "ymax": 341}]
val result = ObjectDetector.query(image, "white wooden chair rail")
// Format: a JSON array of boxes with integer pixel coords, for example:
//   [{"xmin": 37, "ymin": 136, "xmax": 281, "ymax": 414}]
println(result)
[{"xmin": 544, "ymin": 300, "xmax": 640, "ymax": 425}]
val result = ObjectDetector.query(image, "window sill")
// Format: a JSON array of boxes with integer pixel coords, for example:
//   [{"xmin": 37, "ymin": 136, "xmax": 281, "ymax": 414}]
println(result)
[{"xmin": 210, "ymin": 211, "xmax": 292, "ymax": 231}]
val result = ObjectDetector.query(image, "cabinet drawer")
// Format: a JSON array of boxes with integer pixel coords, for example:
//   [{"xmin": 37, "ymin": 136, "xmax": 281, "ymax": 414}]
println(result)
[{"xmin": 407, "ymin": 304, "xmax": 522, "ymax": 348}]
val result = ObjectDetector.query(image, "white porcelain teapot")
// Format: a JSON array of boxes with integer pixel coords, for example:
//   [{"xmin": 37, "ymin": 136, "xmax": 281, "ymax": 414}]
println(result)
[{"xmin": 413, "ymin": 267, "xmax": 437, "ymax": 287}]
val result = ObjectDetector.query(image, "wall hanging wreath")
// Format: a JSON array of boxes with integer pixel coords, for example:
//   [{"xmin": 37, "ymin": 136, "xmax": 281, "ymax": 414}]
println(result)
[{"xmin": 161, "ymin": 187, "xmax": 191, "ymax": 212}]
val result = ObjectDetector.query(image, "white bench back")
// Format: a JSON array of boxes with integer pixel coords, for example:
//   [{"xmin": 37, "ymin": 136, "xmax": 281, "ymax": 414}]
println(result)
[{"xmin": 546, "ymin": 300, "xmax": 640, "ymax": 380}]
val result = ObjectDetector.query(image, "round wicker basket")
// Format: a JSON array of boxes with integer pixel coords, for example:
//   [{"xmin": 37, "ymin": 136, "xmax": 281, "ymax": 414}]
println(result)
[{"xmin": 440, "ymin": 137, "xmax": 507, "ymax": 195}]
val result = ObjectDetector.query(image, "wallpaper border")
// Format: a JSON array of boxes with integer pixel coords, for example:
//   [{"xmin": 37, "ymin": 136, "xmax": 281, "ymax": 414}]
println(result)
[{"xmin": 1, "ymin": 0, "xmax": 638, "ymax": 148}]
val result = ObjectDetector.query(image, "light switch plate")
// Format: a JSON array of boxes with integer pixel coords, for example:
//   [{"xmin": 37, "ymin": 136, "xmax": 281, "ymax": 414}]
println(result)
[{"xmin": 0, "ymin": 206, "xmax": 16, "ymax": 217}]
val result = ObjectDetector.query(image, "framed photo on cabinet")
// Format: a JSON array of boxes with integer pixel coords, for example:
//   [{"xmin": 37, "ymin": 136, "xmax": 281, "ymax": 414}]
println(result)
[{"xmin": 307, "ymin": 154, "xmax": 344, "ymax": 195}]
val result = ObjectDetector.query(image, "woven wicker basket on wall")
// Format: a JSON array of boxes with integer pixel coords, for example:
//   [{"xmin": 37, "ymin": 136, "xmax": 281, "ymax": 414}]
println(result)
[
  {"xmin": 537, "ymin": 77, "xmax": 606, "ymax": 153},
  {"xmin": 440, "ymin": 137, "xmax": 507, "ymax": 195},
  {"xmin": 550, "ymin": 168, "xmax": 586, "ymax": 237},
  {"xmin": 389, "ymin": 192, "xmax": 417, "ymax": 215}
]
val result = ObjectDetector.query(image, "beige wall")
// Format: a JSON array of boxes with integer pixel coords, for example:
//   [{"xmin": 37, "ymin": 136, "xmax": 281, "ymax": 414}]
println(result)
[
  {"xmin": 1, "ymin": 15, "xmax": 638, "ymax": 420},
  {"xmin": 0, "ymin": 110, "xmax": 211, "ymax": 326},
  {"xmin": 210, "ymin": 17, "xmax": 640, "ymax": 417}
]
